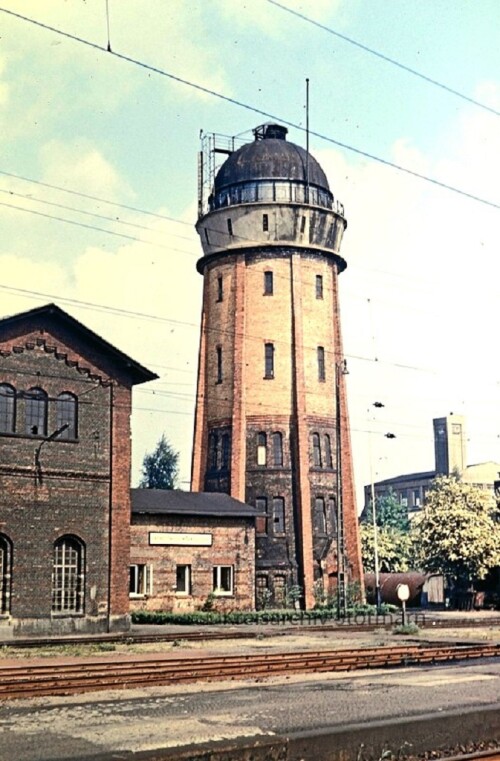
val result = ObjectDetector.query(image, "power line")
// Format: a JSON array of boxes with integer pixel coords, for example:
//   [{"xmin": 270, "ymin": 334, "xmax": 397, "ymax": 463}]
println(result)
[
  {"xmin": 0, "ymin": 282, "xmax": 436, "ymax": 374},
  {"xmin": 0, "ymin": 169, "xmax": 193, "ymax": 228},
  {"xmin": 0, "ymin": 188, "xmax": 198, "ymax": 247},
  {"xmin": 1, "ymin": 7, "xmax": 499, "ymax": 211},
  {"xmin": 267, "ymin": 0, "xmax": 500, "ymax": 118}
]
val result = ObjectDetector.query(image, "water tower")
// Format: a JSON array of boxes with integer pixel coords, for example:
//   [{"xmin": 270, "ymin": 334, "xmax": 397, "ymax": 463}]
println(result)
[{"xmin": 191, "ymin": 123, "xmax": 362, "ymax": 609}]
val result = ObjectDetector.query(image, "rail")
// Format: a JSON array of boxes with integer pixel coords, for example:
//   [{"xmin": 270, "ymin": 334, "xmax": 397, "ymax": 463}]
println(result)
[{"xmin": 0, "ymin": 642, "xmax": 498, "ymax": 700}]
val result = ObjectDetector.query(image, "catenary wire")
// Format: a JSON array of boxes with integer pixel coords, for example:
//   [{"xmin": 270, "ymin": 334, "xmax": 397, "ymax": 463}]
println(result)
[
  {"xmin": 1, "ymin": 7, "xmax": 499, "ymax": 211},
  {"xmin": 267, "ymin": 0, "xmax": 500, "ymax": 118}
]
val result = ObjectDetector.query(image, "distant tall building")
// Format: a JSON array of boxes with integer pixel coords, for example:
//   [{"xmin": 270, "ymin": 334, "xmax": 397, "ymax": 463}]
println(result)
[
  {"xmin": 191, "ymin": 123, "xmax": 362, "ymax": 609},
  {"xmin": 364, "ymin": 414, "xmax": 500, "ymax": 514}
]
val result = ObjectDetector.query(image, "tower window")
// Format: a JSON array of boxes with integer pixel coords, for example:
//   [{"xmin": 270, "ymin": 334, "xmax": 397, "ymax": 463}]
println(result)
[
  {"xmin": 216, "ymin": 346, "xmax": 223, "ymax": 384},
  {"xmin": 263, "ymin": 214, "xmax": 269, "ymax": 232},
  {"xmin": 217, "ymin": 275, "xmax": 223, "ymax": 302},
  {"xmin": 204, "ymin": 228, "xmax": 210, "ymax": 245},
  {"xmin": 314, "ymin": 497, "xmax": 327, "ymax": 535},
  {"xmin": 255, "ymin": 497, "xmax": 268, "ymax": 535},
  {"xmin": 272, "ymin": 432, "xmax": 283, "ymax": 466},
  {"xmin": 221, "ymin": 433, "xmax": 230, "ymax": 470},
  {"xmin": 324, "ymin": 434, "xmax": 333, "ymax": 468},
  {"xmin": 312, "ymin": 433, "xmax": 322, "ymax": 467},
  {"xmin": 264, "ymin": 343, "xmax": 275, "ymax": 379},
  {"xmin": 209, "ymin": 432, "xmax": 219, "ymax": 470},
  {"xmin": 328, "ymin": 496, "xmax": 338, "ymax": 535},
  {"xmin": 316, "ymin": 274, "xmax": 323, "ymax": 299},
  {"xmin": 264, "ymin": 271, "xmax": 273, "ymax": 295},
  {"xmin": 300, "ymin": 215, "xmax": 306, "ymax": 234},
  {"xmin": 0, "ymin": 534, "xmax": 12, "ymax": 614},
  {"xmin": 272, "ymin": 497, "xmax": 285, "ymax": 534},
  {"xmin": 257, "ymin": 432, "xmax": 267, "ymax": 466},
  {"xmin": 227, "ymin": 218, "xmax": 233, "ymax": 236},
  {"xmin": 317, "ymin": 346, "xmax": 325, "ymax": 382}
]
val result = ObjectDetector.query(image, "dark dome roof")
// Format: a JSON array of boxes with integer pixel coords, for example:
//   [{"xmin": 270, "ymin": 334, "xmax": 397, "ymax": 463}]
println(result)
[{"xmin": 214, "ymin": 124, "xmax": 330, "ymax": 192}]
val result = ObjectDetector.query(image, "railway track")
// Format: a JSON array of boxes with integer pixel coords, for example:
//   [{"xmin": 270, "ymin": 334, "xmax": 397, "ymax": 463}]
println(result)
[
  {"xmin": 0, "ymin": 641, "xmax": 498, "ymax": 700},
  {"xmin": 1, "ymin": 615, "xmax": 499, "ymax": 650}
]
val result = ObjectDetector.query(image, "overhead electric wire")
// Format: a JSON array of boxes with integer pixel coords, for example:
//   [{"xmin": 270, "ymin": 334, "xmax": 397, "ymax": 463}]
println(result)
[
  {"xmin": 0, "ymin": 169, "xmax": 192, "ymax": 227},
  {"xmin": 0, "ymin": 188, "xmax": 199, "ymax": 247},
  {"xmin": 0, "ymin": 282, "xmax": 437, "ymax": 375},
  {"xmin": 0, "ymin": 200, "xmax": 195, "ymax": 254},
  {"xmin": 267, "ymin": 0, "xmax": 500, "ymax": 118},
  {"xmin": 1, "ymin": 7, "xmax": 499, "ymax": 211}
]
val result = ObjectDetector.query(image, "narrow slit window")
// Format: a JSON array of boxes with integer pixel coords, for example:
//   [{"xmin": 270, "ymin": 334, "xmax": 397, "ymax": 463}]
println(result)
[
  {"xmin": 324, "ymin": 434, "xmax": 333, "ymax": 468},
  {"xmin": 312, "ymin": 433, "xmax": 322, "ymax": 467},
  {"xmin": 263, "ymin": 213, "xmax": 269, "ymax": 232},
  {"xmin": 264, "ymin": 271, "xmax": 273, "ymax": 295},
  {"xmin": 227, "ymin": 218, "xmax": 233, "ymax": 236},
  {"xmin": 317, "ymin": 346, "xmax": 325, "ymax": 382},
  {"xmin": 264, "ymin": 343, "xmax": 275, "ymax": 379},
  {"xmin": 272, "ymin": 497, "xmax": 285, "ymax": 534},
  {"xmin": 315, "ymin": 274, "xmax": 323, "ymax": 299},
  {"xmin": 217, "ymin": 275, "xmax": 223, "ymax": 302},
  {"xmin": 300, "ymin": 215, "xmax": 306, "ymax": 234},
  {"xmin": 216, "ymin": 346, "xmax": 223, "ymax": 383},
  {"xmin": 314, "ymin": 497, "xmax": 327, "ymax": 535},
  {"xmin": 272, "ymin": 432, "xmax": 283, "ymax": 466},
  {"xmin": 257, "ymin": 432, "xmax": 267, "ymax": 465},
  {"xmin": 221, "ymin": 433, "xmax": 230, "ymax": 470}
]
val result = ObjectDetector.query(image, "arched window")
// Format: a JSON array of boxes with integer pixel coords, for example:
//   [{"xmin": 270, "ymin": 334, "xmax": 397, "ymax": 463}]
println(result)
[
  {"xmin": 52, "ymin": 536, "xmax": 85, "ymax": 614},
  {"xmin": 0, "ymin": 384, "xmax": 16, "ymax": 434},
  {"xmin": 0, "ymin": 534, "xmax": 12, "ymax": 614},
  {"xmin": 257, "ymin": 432, "xmax": 267, "ymax": 466},
  {"xmin": 324, "ymin": 434, "xmax": 333, "ymax": 468},
  {"xmin": 312, "ymin": 433, "xmax": 322, "ymax": 467},
  {"xmin": 221, "ymin": 433, "xmax": 230, "ymax": 470},
  {"xmin": 272, "ymin": 432, "xmax": 283, "ymax": 466},
  {"xmin": 56, "ymin": 392, "xmax": 78, "ymax": 439},
  {"xmin": 25, "ymin": 387, "xmax": 48, "ymax": 436},
  {"xmin": 314, "ymin": 497, "xmax": 327, "ymax": 535}
]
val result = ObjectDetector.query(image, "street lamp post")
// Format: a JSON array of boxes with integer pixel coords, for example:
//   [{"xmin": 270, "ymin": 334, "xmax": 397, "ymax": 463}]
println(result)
[{"xmin": 368, "ymin": 402, "xmax": 395, "ymax": 614}]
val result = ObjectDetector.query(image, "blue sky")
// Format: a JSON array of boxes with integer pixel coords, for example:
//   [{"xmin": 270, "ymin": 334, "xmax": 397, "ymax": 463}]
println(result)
[{"xmin": 1, "ymin": 0, "xmax": 499, "ymax": 505}]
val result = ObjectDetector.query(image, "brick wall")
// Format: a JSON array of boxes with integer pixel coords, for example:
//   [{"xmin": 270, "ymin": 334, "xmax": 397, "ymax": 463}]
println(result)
[
  {"xmin": 129, "ymin": 514, "xmax": 255, "ymax": 612},
  {"xmin": 0, "ymin": 324, "xmax": 134, "ymax": 635}
]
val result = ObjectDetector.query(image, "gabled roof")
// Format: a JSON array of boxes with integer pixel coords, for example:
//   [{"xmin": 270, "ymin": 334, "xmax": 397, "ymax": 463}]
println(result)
[
  {"xmin": 131, "ymin": 489, "xmax": 264, "ymax": 519},
  {"xmin": 0, "ymin": 303, "xmax": 158, "ymax": 385}
]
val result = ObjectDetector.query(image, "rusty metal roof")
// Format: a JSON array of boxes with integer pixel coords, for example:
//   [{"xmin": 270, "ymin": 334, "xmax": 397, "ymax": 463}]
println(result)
[{"xmin": 214, "ymin": 124, "xmax": 330, "ymax": 192}]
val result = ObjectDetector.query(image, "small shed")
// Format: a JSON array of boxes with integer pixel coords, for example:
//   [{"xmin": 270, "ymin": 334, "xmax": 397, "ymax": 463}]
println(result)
[{"xmin": 130, "ymin": 490, "xmax": 262, "ymax": 613}]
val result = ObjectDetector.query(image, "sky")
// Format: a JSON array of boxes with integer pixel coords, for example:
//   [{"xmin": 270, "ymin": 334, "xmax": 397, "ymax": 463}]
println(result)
[{"xmin": 0, "ymin": 0, "xmax": 499, "ymax": 508}]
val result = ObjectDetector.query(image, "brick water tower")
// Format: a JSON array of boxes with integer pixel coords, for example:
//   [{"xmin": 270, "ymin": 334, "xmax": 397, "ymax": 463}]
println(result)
[{"xmin": 191, "ymin": 123, "xmax": 362, "ymax": 609}]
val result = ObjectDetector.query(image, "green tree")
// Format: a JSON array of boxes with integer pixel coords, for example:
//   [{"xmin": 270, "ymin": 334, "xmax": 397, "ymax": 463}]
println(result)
[
  {"xmin": 139, "ymin": 434, "xmax": 179, "ymax": 490},
  {"xmin": 413, "ymin": 476, "xmax": 500, "ymax": 586},
  {"xmin": 363, "ymin": 490, "xmax": 410, "ymax": 532},
  {"xmin": 360, "ymin": 523, "xmax": 413, "ymax": 573},
  {"xmin": 360, "ymin": 491, "xmax": 413, "ymax": 572}
]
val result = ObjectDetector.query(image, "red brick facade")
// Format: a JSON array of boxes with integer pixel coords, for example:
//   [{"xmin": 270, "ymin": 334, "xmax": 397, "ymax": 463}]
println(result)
[
  {"xmin": 130, "ymin": 513, "xmax": 256, "ymax": 613},
  {"xmin": 192, "ymin": 125, "xmax": 364, "ymax": 609},
  {"xmin": 0, "ymin": 304, "xmax": 156, "ymax": 637}
]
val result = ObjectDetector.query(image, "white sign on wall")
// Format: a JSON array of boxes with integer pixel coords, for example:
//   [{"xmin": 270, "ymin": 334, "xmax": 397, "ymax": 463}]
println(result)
[{"xmin": 149, "ymin": 532, "xmax": 213, "ymax": 547}]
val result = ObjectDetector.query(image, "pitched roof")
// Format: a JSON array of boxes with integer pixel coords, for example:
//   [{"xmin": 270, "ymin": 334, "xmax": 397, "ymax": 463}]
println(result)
[
  {"xmin": 131, "ymin": 489, "xmax": 263, "ymax": 518},
  {"xmin": 0, "ymin": 303, "xmax": 157, "ymax": 385}
]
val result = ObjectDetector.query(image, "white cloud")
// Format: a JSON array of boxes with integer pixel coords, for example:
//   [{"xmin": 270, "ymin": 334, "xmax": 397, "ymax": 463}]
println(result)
[{"xmin": 39, "ymin": 139, "xmax": 131, "ymax": 200}]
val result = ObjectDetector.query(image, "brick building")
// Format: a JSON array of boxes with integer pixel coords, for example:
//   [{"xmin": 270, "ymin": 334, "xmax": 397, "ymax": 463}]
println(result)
[
  {"xmin": 191, "ymin": 124, "xmax": 363, "ymax": 609},
  {"xmin": 0, "ymin": 304, "xmax": 156, "ymax": 637},
  {"xmin": 129, "ymin": 489, "xmax": 260, "ymax": 612},
  {"xmin": 363, "ymin": 414, "xmax": 500, "ymax": 515}
]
